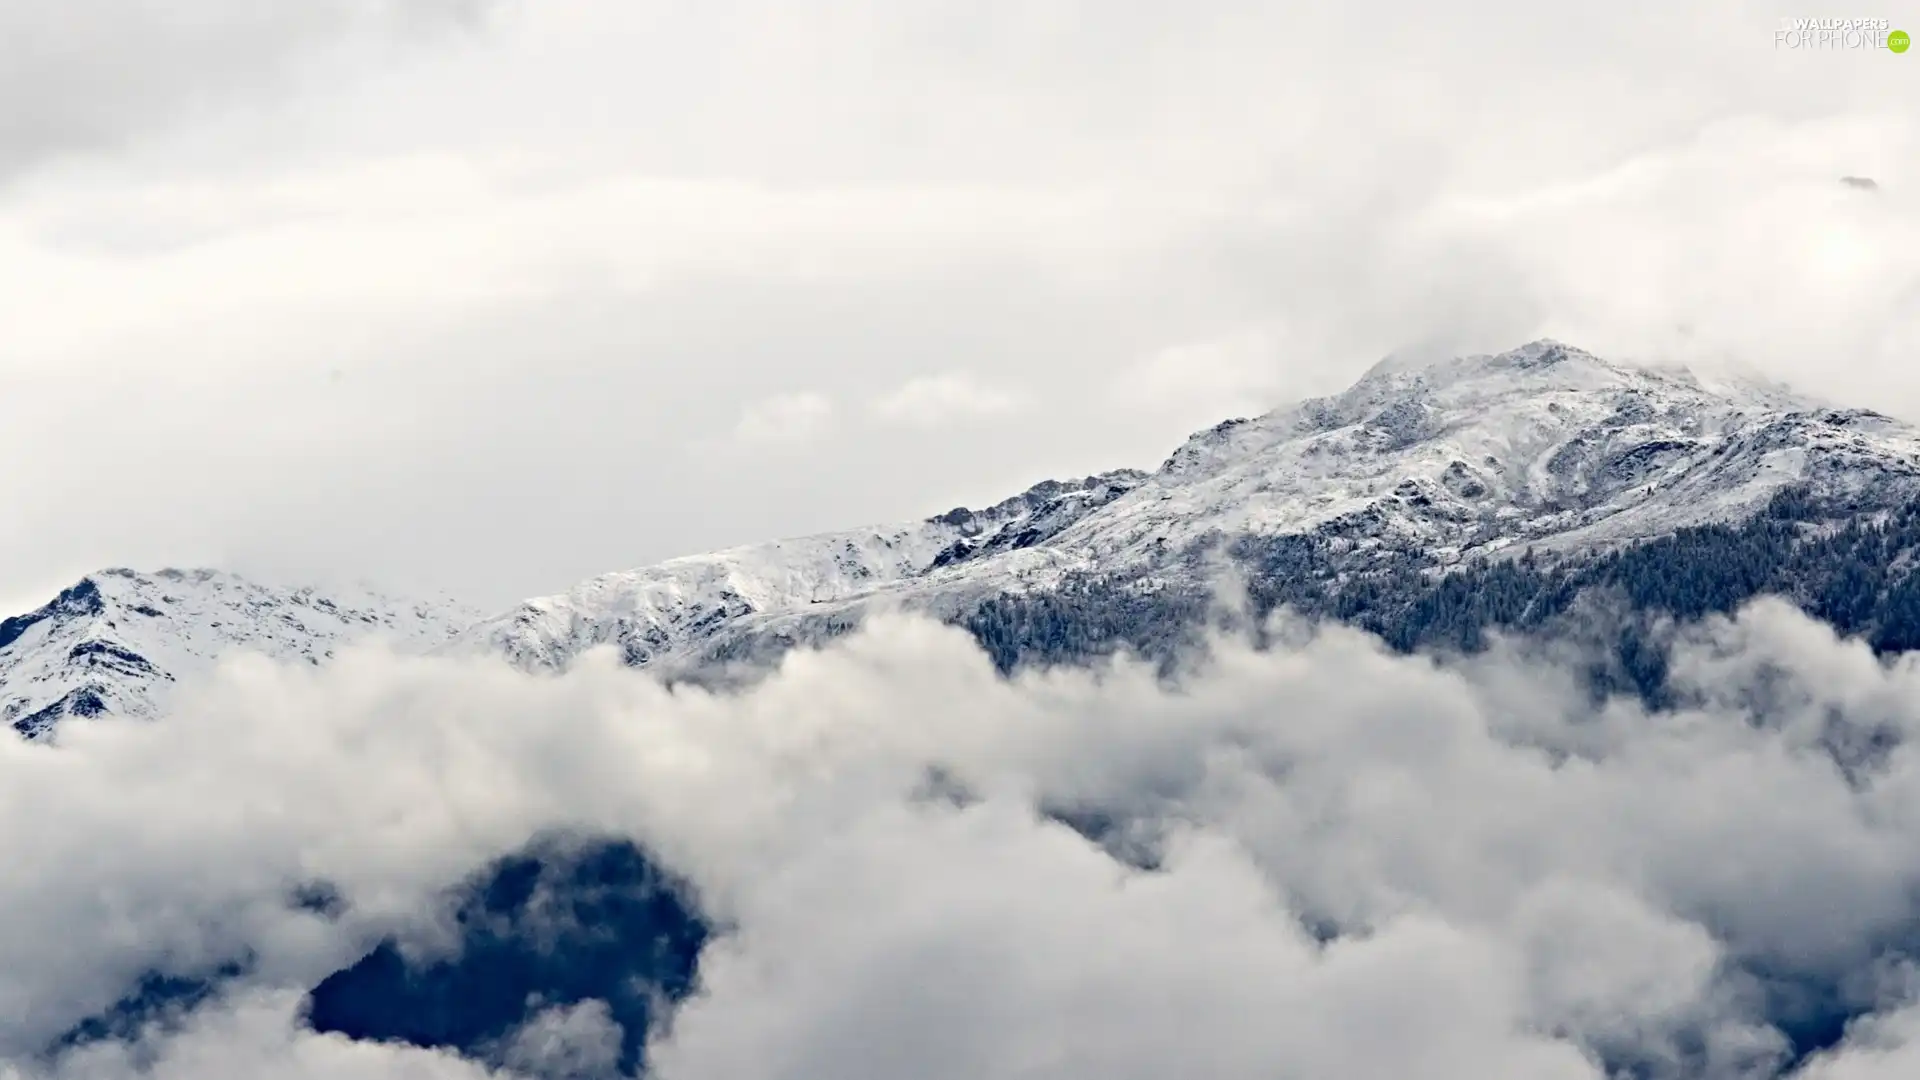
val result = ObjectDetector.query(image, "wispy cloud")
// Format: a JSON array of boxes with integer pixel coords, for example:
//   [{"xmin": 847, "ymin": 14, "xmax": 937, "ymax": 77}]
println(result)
[
  {"xmin": 1109, "ymin": 329, "xmax": 1293, "ymax": 422},
  {"xmin": 731, "ymin": 392, "xmax": 835, "ymax": 447},
  {"xmin": 869, "ymin": 372, "xmax": 1025, "ymax": 428}
]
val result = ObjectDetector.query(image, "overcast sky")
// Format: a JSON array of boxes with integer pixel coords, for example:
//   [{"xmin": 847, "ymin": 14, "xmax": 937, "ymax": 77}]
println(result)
[{"xmin": 0, "ymin": 1, "xmax": 1914, "ymax": 612}]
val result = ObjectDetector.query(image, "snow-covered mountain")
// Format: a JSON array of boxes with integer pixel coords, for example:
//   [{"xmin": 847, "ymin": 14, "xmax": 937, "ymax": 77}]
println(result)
[
  {"xmin": 13, "ymin": 339, "xmax": 1920, "ymax": 734},
  {"xmin": 461, "ymin": 340, "xmax": 1920, "ymax": 677},
  {"xmin": 0, "ymin": 569, "xmax": 478, "ymax": 740},
  {"xmin": 455, "ymin": 469, "xmax": 1151, "ymax": 673}
]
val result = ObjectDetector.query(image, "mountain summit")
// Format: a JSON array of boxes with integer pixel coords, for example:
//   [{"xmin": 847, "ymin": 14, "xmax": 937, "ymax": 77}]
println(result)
[
  {"xmin": 461, "ymin": 340, "xmax": 1920, "ymax": 678},
  {"xmin": 10, "ymin": 340, "xmax": 1920, "ymax": 735}
]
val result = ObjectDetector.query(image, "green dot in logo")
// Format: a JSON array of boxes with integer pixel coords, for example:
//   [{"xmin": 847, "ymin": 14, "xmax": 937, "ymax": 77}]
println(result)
[{"xmin": 1892, "ymin": 29, "xmax": 1912, "ymax": 53}]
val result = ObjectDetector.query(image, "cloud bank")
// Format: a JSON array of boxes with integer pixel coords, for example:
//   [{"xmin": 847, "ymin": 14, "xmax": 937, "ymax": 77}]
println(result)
[{"xmin": 6, "ymin": 599, "xmax": 1920, "ymax": 1077}]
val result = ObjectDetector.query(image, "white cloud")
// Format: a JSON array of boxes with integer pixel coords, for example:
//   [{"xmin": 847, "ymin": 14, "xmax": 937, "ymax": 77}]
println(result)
[
  {"xmin": 499, "ymin": 1000, "xmax": 623, "ymax": 1080},
  {"xmin": 731, "ymin": 392, "xmax": 835, "ymax": 447},
  {"xmin": 1795, "ymin": 984, "xmax": 1920, "ymax": 1079},
  {"xmin": 24, "ymin": 990, "xmax": 497, "ymax": 1080},
  {"xmin": 1110, "ymin": 329, "xmax": 1296, "ymax": 423},
  {"xmin": 869, "ymin": 372, "xmax": 1025, "ymax": 428},
  {"xmin": 3, "ymin": 600, "xmax": 1920, "ymax": 1075}
]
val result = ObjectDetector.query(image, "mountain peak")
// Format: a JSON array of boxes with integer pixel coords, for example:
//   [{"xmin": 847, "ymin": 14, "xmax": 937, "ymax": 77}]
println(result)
[
  {"xmin": 0, "ymin": 568, "xmax": 478, "ymax": 739},
  {"xmin": 1360, "ymin": 337, "xmax": 1587, "ymax": 378},
  {"xmin": 1352, "ymin": 338, "xmax": 1648, "ymax": 394},
  {"xmin": 458, "ymin": 340, "xmax": 1920, "ymax": 680},
  {"xmin": 1160, "ymin": 340, "xmax": 1651, "ymax": 483},
  {"xmin": 15, "ymin": 340, "xmax": 1920, "ymax": 722},
  {"xmin": 1350, "ymin": 339, "xmax": 1826, "ymax": 415}
]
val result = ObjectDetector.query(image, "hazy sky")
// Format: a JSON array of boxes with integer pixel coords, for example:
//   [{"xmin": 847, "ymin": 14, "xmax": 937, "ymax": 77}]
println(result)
[{"xmin": 0, "ymin": 1, "xmax": 1914, "ymax": 612}]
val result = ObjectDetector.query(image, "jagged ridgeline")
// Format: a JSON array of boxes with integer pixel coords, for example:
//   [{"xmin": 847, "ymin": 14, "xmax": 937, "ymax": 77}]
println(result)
[
  {"xmin": 966, "ymin": 483, "xmax": 1920, "ymax": 703},
  {"xmin": 463, "ymin": 341, "xmax": 1920, "ymax": 696},
  {"xmin": 16, "ymin": 341, "xmax": 1920, "ymax": 734}
]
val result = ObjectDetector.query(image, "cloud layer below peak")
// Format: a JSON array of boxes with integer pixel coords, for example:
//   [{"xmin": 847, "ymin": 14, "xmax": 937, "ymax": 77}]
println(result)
[{"xmin": 6, "ymin": 600, "xmax": 1920, "ymax": 1078}]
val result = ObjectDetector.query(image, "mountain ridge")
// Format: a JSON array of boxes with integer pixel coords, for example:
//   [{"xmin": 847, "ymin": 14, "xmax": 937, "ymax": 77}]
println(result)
[
  {"xmin": 11, "ymin": 339, "xmax": 1920, "ymax": 735},
  {"xmin": 457, "ymin": 339, "xmax": 1920, "ymax": 679},
  {"xmin": 0, "ymin": 568, "xmax": 478, "ymax": 739}
]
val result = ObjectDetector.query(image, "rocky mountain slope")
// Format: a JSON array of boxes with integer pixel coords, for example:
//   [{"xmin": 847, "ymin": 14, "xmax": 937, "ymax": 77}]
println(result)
[{"xmin": 0, "ymin": 569, "xmax": 478, "ymax": 739}]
